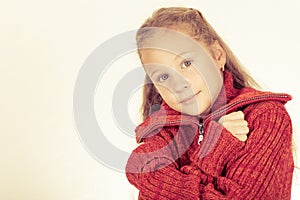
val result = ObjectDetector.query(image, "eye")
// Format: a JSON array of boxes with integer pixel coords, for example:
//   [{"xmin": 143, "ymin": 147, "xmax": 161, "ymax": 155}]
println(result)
[
  {"xmin": 181, "ymin": 59, "xmax": 193, "ymax": 69},
  {"xmin": 158, "ymin": 73, "xmax": 169, "ymax": 82}
]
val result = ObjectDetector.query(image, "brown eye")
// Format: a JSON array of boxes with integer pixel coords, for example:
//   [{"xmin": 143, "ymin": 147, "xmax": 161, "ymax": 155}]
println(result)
[{"xmin": 182, "ymin": 59, "xmax": 192, "ymax": 69}]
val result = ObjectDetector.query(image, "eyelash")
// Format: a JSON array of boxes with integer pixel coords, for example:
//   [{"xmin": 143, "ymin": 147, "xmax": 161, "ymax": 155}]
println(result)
[
  {"xmin": 181, "ymin": 58, "xmax": 193, "ymax": 69},
  {"xmin": 156, "ymin": 58, "xmax": 193, "ymax": 82},
  {"xmin": 158, "ymin": 73, "xmax": 169, "ymax": 82}
]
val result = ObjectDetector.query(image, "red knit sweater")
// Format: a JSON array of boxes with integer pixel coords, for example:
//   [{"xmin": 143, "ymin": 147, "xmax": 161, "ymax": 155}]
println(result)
[{"xmin": 126, "ymin": 71, "xmax": 294, "ymax": 200}]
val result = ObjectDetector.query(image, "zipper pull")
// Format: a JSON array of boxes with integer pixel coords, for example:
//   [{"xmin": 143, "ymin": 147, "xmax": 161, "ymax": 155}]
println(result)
[{"xmin": 197, "ymin": 123, "xmax": 204, "ymax": 145}]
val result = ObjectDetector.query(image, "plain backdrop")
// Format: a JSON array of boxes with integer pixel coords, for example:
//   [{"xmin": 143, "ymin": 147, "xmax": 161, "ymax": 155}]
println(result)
[{"xmin": 1, "ymin": 0, "xmax": 299, "ymax": 199}]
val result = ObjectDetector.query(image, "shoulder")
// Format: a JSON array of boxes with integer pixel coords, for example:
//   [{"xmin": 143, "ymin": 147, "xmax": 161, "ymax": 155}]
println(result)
[
  {"xmin": 233, "ymin": 87, "xmax": 292, "ymax": 124},
  {"xmin": 244, "ymin": 100, "xmax": 290, "ymax": 121},
  {"xmin": 243, "ymin": 100, "xmax": 293, "ymax": 143}
]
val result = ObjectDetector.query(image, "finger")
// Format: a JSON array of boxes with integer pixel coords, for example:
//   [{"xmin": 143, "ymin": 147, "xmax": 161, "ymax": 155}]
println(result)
[
  {"xmin": 235, "ymin": 135, "xmax": 247, "ymax": 142},
  {"xmin": 225, "ymin": 119, "xmax": 248, "ymax": 127},
  {"xmin": 221, "ymin": 119, "xmax": 248, "ymax": 130},
  {"xmin": 230, "ymin": 126, "xmax": 249, "ymax": 135},
  {"xmin": 227, "ymin": 111, "xmax": 244, "ymax": 120},
  {"xmin": 219, "ymin": 111, "xmax": 244, "ymax": 123}
]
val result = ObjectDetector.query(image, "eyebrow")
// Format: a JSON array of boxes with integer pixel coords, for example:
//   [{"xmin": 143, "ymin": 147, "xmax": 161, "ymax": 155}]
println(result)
[
  {"xmin": 150, "ymin": 69, "xmax": 160, "ymax": 77},
  {"xmin": 173, "ymin": 51, "xmax": 192, "ymax": 61},
  {"xmin": 146, "ymin": 51, "xmax": 194, "ymax": 77}
]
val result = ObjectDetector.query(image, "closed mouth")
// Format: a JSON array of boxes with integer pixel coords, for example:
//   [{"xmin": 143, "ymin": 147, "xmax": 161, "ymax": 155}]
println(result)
[{"xmin": 179, "ymin": 90, "xmax": 201, "ymax": 104}]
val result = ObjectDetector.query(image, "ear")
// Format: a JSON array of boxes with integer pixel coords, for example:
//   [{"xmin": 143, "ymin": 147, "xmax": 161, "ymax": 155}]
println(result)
[{"xmin": 209, "ymin": 40, "xmax": 226, "ymax": 70}]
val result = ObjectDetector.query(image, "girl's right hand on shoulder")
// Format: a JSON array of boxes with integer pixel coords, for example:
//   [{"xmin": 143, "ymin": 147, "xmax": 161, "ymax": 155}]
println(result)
[{"xmin": 218, "ymin": 111, "xmax": 249, "ymax": 142}]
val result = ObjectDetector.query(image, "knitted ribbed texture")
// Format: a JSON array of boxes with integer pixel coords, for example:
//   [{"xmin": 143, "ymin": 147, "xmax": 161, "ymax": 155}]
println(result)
[{"xmin": 126, "ymin": 71, "xmax": 294, "ymax": 199}]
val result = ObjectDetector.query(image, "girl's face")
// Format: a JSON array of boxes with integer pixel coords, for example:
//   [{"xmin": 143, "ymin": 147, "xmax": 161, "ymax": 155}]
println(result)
[{"xmin": 140, "ymin": 29, "xmax": 226, "ymax": 116}]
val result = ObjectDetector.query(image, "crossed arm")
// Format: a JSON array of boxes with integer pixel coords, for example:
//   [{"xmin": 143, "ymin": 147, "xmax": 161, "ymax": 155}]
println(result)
[{"xmin": 126, "ymin": 102, "xmax": 294, "ymax": 199}]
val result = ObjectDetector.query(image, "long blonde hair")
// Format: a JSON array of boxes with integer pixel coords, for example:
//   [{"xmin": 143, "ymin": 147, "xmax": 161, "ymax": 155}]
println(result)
[{"xmin": 137, "ymin": 7, "xmax": 260, "ymax": 120}]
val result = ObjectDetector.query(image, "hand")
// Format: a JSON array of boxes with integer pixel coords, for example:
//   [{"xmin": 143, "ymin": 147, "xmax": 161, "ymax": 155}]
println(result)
[{"xmin": 218, "ymin": 111, "xmax": 249, "ymax": 142}]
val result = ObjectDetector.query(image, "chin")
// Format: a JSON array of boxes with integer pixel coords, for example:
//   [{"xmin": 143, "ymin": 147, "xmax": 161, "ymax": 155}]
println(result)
[
  {"xmin": 181, "ymin": 105, "xmax": 211, "ymax": 117},
  {"xmin": 181, "ymin": 108, "xmax": 202, "ymax": 116}
]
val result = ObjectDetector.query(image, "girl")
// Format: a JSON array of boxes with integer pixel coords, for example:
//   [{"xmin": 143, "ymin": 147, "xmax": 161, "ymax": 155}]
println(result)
[{"xmin": 126, "ymin": 7, "xmax": 294, "ymax": 199}]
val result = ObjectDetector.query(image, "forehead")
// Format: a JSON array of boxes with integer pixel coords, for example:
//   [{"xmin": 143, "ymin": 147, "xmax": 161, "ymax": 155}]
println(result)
[
  {"xmin": 139, "ymin": 28, "xmax": 208, "ymax": 58},
  {"xmin": 140, "ymin": 49, "xmax": 178, "ymax": 76},
  {"xmin": 140, "ymin": 49, "xmax": 176, "ymax": 64}
]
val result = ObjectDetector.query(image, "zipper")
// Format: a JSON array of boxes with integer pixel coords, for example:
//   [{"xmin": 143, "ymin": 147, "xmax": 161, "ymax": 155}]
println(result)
[
  {"xmin": 138, "ymin": 94, "xmax": 289, "ymax": 144},
  {"xmin": 202, "ymin": 94, "xmax": 289, "ymax": 127},
  {"xmin": 197, "ymin": 123, "xmax": 204, "ymax": 144},
  {"xmin": 198, "ymin": 94, "xmax": 288, "ymax": 144},
  {"xmin": 137, "ymin": 119, "xmax": 201, "ymax": 143}
]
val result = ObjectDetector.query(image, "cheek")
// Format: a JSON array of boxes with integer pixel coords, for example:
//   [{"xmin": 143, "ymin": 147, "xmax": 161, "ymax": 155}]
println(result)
[
  {"xmin": 191, "ymin": 69, "xmax": 222, "ymax": 103},
  {"xmin": 199, "ymin": 91, "xmax": 212, "ymax": 106},
  {"xmin": 156, "ymin": 85, "xmax": 178, "ymax": 103},
  {"xmin": 199, "ymin": 83, "xmax": 213, "ymax": 105},
  {"xmin": 191, "ymin": 73, "xmax": 207, "ymax": 91}
]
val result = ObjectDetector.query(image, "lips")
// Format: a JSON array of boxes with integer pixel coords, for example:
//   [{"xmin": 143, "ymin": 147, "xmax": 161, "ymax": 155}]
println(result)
[{"xmin": 179, "ymin": 90, "xmax": 201, "ymax": 104}]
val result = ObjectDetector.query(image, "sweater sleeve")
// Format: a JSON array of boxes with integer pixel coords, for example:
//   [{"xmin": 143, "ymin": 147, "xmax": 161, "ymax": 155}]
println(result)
[
  {"xmin": 126, "ymin": 101, "xmax": 294, "ymax": 199},
  {"xmin": 126, "ymin": 126, "xmax": 212, "ymax": 200},
  {"xmin": 186, "ymin": 101, "xmax": 294, "ymax": 199}
]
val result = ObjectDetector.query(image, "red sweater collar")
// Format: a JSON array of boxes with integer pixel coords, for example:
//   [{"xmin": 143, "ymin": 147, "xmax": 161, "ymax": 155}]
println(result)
[{"xmin": 135, "ymin": 70, "xmax": 291, "ymax": 143}]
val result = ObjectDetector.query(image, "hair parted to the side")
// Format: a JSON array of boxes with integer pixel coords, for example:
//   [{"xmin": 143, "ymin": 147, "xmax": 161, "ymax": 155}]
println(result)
[{"xmin": 137, "ymin": 7, "xmax": 260, "ymax": 121}]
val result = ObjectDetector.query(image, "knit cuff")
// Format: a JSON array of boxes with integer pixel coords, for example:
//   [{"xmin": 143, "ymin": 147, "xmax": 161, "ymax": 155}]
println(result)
[
  {"xmin": 190, "ymin": 120, "xmax": 245, "ymax": 176},
  {"xmin": 128, "ymin": 162, "xmax": 202, "ymax": 200}
]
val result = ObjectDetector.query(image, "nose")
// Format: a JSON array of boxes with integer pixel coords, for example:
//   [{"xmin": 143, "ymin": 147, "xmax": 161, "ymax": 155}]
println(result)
[{"xmin": 170, "ymin": 73, "xmax": 191, "ymax": 93}]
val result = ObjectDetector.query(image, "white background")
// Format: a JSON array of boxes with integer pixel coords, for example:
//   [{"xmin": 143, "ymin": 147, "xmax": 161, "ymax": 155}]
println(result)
[{"xmin": 1, "ymin": 0, "xmax": 299, "ymax": 199}]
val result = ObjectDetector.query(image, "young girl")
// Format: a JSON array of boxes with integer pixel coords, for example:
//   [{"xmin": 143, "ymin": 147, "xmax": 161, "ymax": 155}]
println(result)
[{"xmin": 126, "ymin": 7, "xmax": 294, "ymax": 199}]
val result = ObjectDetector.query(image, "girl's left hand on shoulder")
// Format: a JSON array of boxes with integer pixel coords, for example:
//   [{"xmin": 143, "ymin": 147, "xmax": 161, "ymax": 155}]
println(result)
[{"xmin": 218, "ymin": 111, "xmax": 249, "ymax": 142}]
